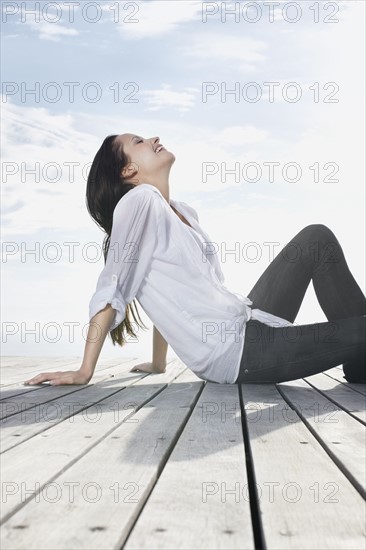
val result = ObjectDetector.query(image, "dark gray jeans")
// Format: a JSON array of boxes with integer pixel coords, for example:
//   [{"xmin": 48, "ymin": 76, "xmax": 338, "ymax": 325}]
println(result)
[{"xmin": 235, "ymin": 224, "xmax": 366, "ymax": 383}]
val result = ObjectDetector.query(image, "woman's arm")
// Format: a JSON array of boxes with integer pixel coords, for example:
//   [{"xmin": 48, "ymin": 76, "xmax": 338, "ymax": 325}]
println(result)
[
  {"xmin": 129, "ymin": 324, "xmax": 168, "ymax": 374},
  {"xmin": 80, "ymin": 304, "xmax": 117, "ymax": 378},
  {"xmin": 24, "ymin": 304, "xmax": 116, "ymax": 386},
  {"xmin": 152, "ymin": 325, "xmax": 168, "ymax": 371}
]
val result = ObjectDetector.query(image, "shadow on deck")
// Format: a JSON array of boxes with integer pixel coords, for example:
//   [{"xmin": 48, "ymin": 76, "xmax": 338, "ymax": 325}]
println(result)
[{"xmin": 0, "ymin": 356, "xmax": 365, "ymax": 550}]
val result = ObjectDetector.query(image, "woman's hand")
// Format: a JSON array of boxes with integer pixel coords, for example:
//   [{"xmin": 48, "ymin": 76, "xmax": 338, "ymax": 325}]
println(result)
[
  {"xmin": 129, "ymin": 361, "xmax": 166, "ymax": 374},
  {"xmin": 24, "ymin": 368, "xmax": 92, "ymax": 386}
]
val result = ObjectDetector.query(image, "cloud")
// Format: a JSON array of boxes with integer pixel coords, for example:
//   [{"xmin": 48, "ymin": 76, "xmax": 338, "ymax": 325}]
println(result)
[
  {"xmin": 1, "ymin": 199, "xmax": 26, "ymax": 215},
  {"xmin": 1, "ymin": 99, "xmax": 100, "ymax": 235},
  {"xmin": 214, "ymin": 126, "xmax": 270, "ymax": 145},
  {"xmin": 179, "ymin": 32, "xmax": 267, "ymax": 72},
  {"xmin": 2, "ymin": 99, "xmax": 97, "ymax": 155},
  {"xmin": 13, "ymin": 4, "xmax": 80, "ymax": 42},
  {"xmin": 142, "ymin": 84, "xmax": 199, "ymax": 113},
  {"xmin": 26, "ymin": 20, "xmax": 79, "ymax": 41},
  {"xmin": 116, "ymin": 0, "xmax": 203, "ymax": 40},
  {"xmin": 247, "ymin": 192, "xmax": 285, "ymax": 202}
]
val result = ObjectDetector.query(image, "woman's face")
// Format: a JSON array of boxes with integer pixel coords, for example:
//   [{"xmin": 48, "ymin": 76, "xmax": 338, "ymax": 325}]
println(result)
[{"xmin": 115, "ymin": 133, "xmax": 175, "ymax": 185}]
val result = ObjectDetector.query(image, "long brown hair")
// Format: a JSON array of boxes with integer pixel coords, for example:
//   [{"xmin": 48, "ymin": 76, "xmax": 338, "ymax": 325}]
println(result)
[{"xmin": 85, "ymin": 134, "xmax": 148, "ymax": 346}]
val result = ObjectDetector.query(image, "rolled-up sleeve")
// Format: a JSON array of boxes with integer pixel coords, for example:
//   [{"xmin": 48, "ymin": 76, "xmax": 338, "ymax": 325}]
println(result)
[{"xmin": 88, "ymin": 188, "xmax": 160, "ymax": 332}]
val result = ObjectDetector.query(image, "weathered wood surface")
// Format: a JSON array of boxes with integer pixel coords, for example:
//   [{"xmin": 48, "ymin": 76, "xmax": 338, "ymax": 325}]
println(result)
[{"xmin": 0, "ymin": 357, "xmax": 365, "ymax": 550}]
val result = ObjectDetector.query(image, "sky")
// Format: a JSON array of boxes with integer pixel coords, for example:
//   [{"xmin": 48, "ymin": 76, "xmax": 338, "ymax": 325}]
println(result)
[{"xmin": 1, "ymin": 0, "xmax": 365, "ymax": 363}]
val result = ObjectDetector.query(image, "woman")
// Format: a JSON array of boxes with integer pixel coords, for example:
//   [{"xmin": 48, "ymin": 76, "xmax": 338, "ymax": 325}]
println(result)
[{"xmin": 24, "ymin": 134, "xmax": 366, "ymax": 387}]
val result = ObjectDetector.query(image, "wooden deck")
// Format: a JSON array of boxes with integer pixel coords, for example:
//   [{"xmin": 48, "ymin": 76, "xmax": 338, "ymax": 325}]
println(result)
[{"xmin": 0, "ymin": 356, "xmax": 365, "ymax": 550}]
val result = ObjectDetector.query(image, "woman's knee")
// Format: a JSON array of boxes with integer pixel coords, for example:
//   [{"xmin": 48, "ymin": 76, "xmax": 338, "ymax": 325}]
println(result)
[
  {"xmin": 284, "ymin": 224, "xmax": 340, "ymax": 266},
  {"xmin": 295, "ymin": 224, "xmax": 339, "ymax": 250},
  {"xmin": 300, "ymin": 224, "xmax": 335, "ymax": 239}
]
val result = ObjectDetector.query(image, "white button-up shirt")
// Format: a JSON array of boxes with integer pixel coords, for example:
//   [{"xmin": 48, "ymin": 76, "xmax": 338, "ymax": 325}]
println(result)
[{"xmin": 89, "ymin": 183, "xmax": 293, "ymax": 384}]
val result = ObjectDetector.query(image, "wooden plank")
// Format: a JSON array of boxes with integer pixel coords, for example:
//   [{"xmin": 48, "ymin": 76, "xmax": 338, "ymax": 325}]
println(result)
[
  {"xmin": 0, "ymin": 358, "xmax": 138, "ymax": 400},
  {"xmin": 0, "ymin": 359, "xmax": 174, "ymax": 452},
  {"xmin": 1, "ymin": 385, "xmax": 96, "ymax": 421},
  {"xmin": 0, "ymin": 362, "xmax": 136, "ymax": 421},
  {"xmin": 0, "ymin": 357, "xmax": 80, "ymax": 368},
  {"xmin": 302, "ymin": 373, "xmax": 366, "ymax": 424},
  {"xmin": 277, "ymin": 378, "xmax": 366, "ymax": 497},
  {"xmin": 240, "ymin": 383, "xmax": 366, "ymax": 549},
  {"xmin": 1, "ymin": 357, "xmax": 155, "ymax": 391},
  {"xmin": 0, "ymin": 357, "xmax": 135, "ymax": 372},
  {"xmin": 0, "ymin": 361, "xmax": 189, "ymax": 523},
  {"xmin": 0, "ymin": 369, "xmax": 204, "ymax": 550},
  {"xmin": 124, "ymin": 382, "xmax": 254, "ymax": 550},
  {"xmin": 0, "ymin": 357, "xmax": 137, "ymax": 388},
  {"xmin": 0, "ymin": 358, "xmax": 81, "ymax": 385},
  {"xmin": 324, "ymin": 369, "xmax": 366, "ymax": 397},
  {"xmin": 0, "ymin": 386, "xmax": 49, "ymax": 402}
]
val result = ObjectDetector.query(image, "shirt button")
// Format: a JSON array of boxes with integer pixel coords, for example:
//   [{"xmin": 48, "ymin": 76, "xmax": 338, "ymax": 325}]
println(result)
[
  {"xmin": 244, "ymin": 369, "xmax": 249, "ymax": 374},
  {"xmin": 112, "ymin": 274, "xmax": 117, "ymax": 282}
]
